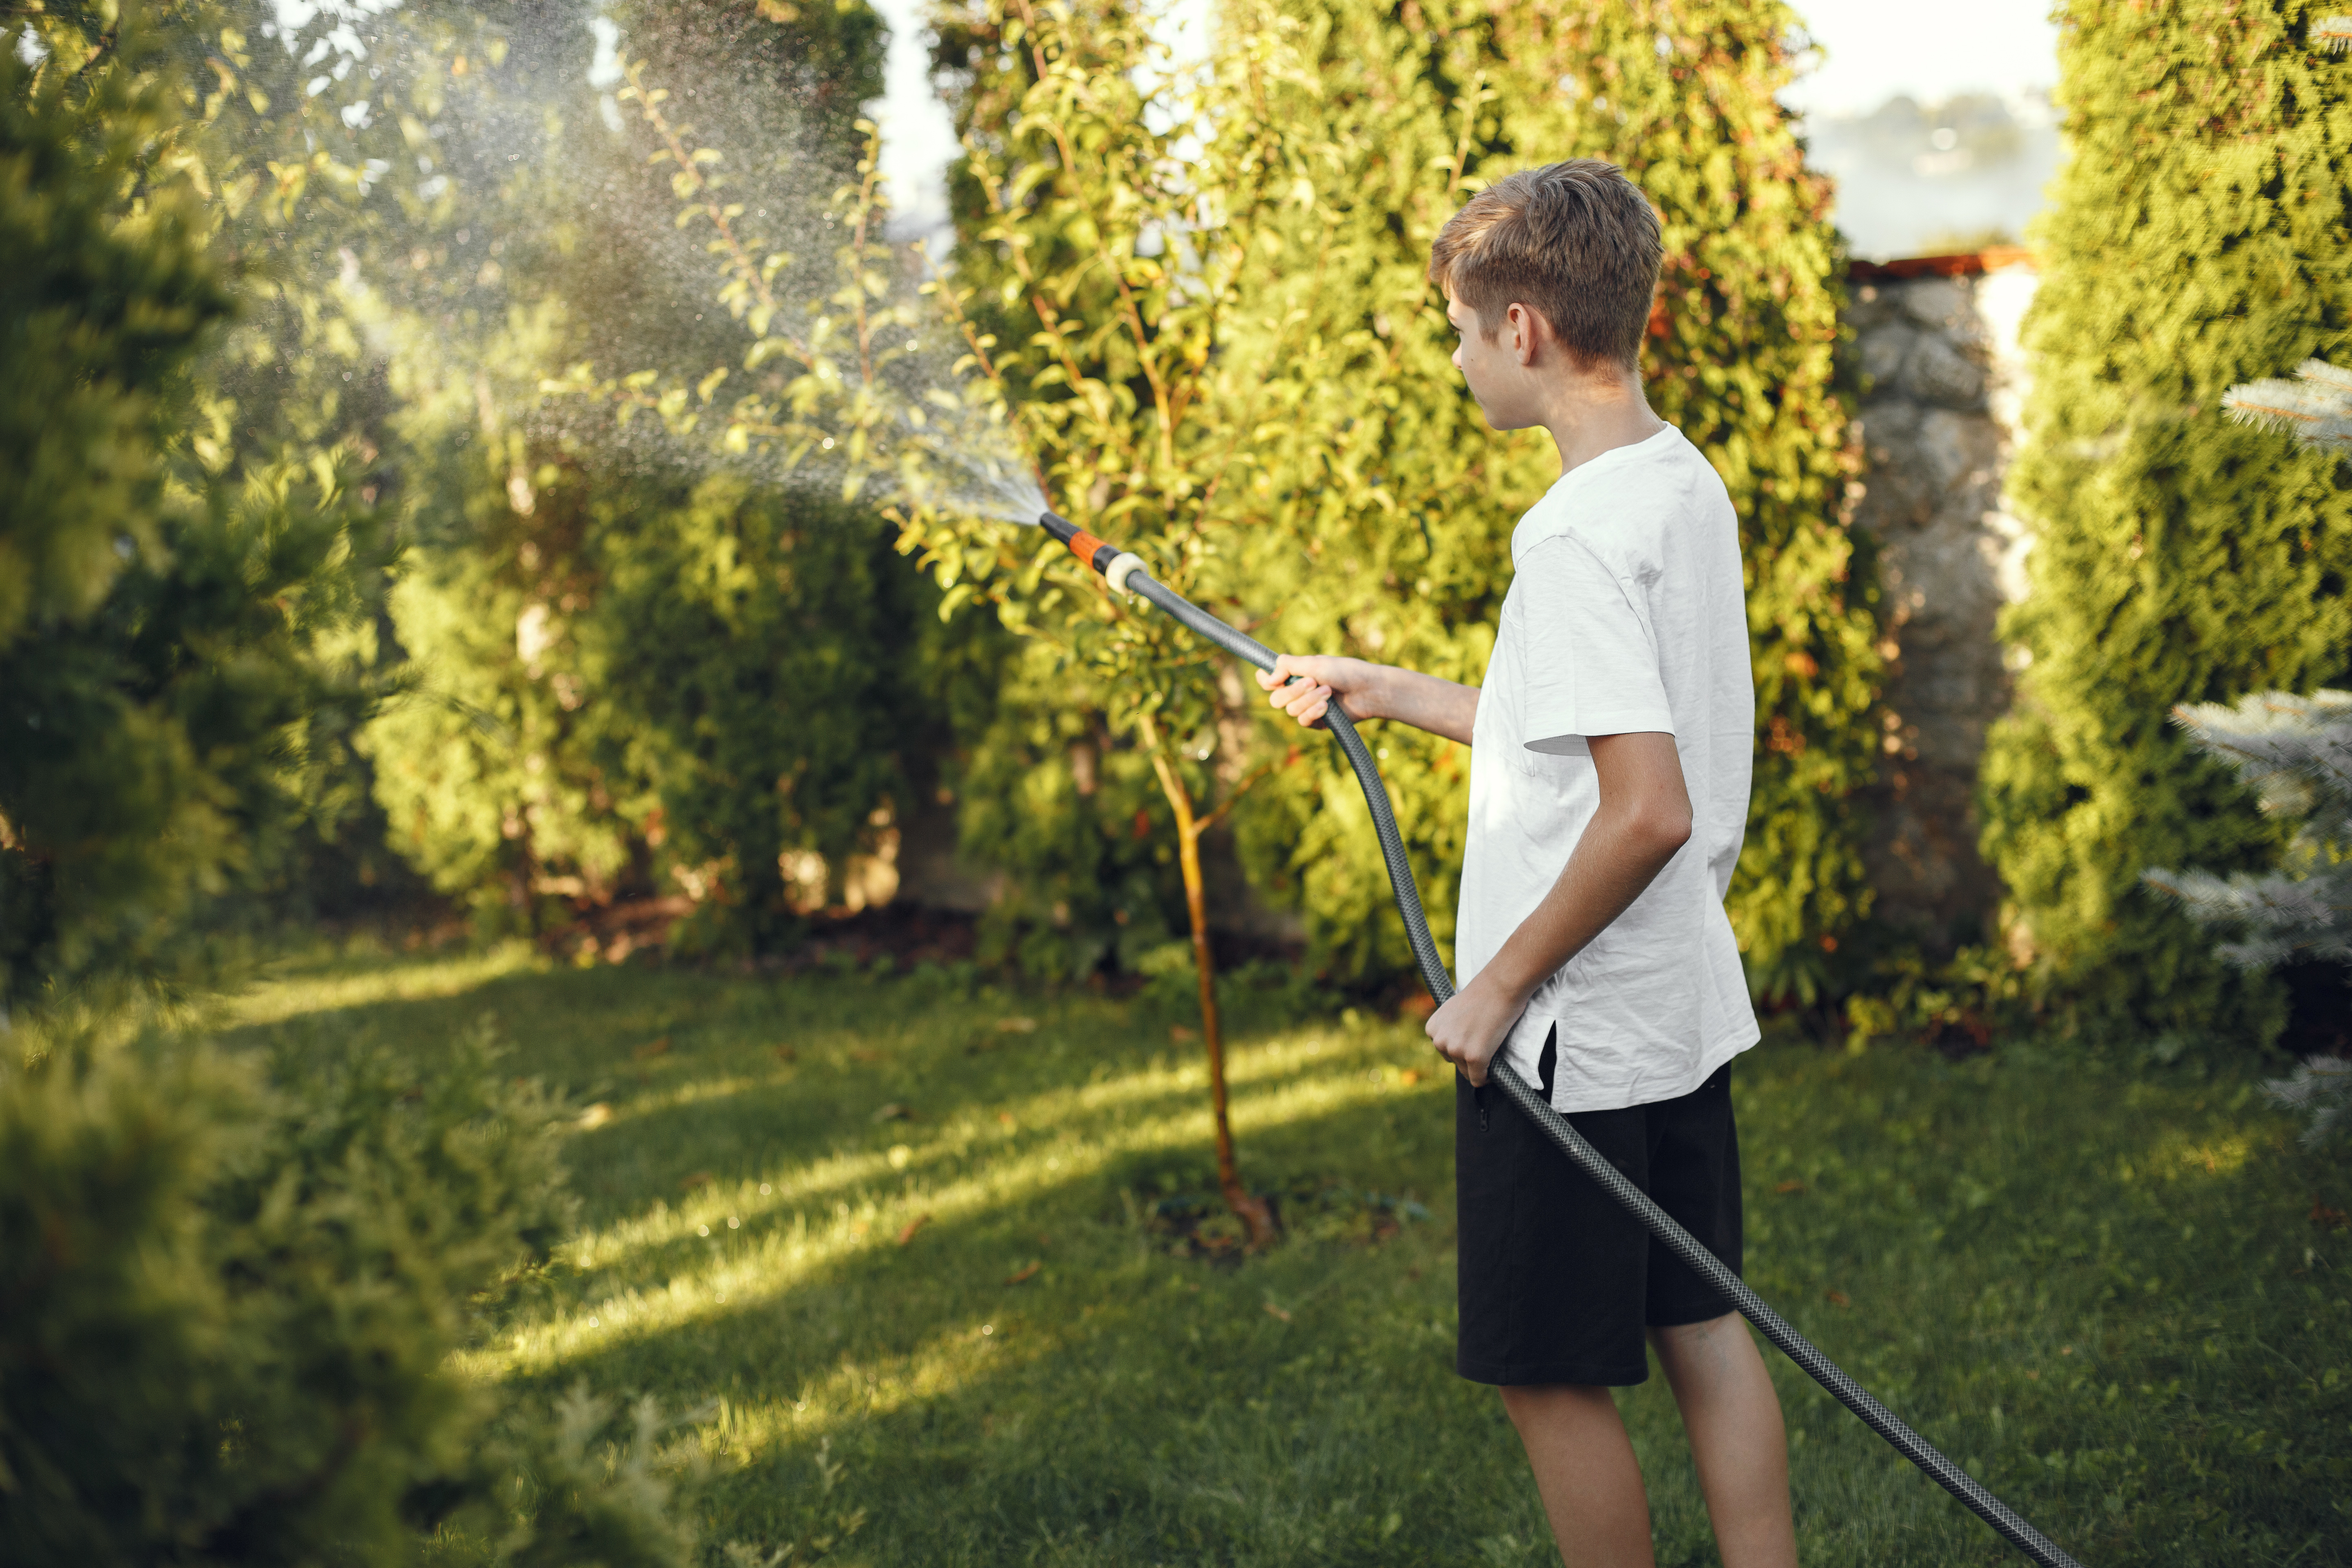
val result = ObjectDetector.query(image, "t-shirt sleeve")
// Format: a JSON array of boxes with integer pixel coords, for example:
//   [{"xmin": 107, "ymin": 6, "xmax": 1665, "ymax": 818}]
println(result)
[{"xmin": 1515, "ymin": 535, "xmax": 1675, "ymax": 752}]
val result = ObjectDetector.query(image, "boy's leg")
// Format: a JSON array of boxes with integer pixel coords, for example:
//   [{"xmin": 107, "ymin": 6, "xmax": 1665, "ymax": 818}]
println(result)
[
  {"xmin": 1497, "ymin": 1383, "xmax": 1656, "ymax": 1568},
  {"xmin": 1648, "ymin": 1314, "xmax": 1797, "ymax": 1568}
]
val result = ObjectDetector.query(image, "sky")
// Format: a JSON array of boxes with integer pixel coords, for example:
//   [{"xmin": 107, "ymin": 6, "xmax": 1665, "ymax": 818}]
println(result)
[
  {"xmin": 863, "ymin": 0, "xmax": 2065, "ymax": 249},
  {"xmin": 1782, "ymin": 0, "xmax": 2061, "ymax": 117}
]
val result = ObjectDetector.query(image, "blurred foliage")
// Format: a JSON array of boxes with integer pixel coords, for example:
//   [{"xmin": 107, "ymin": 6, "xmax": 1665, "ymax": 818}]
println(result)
[
  {"xmin": 2145, "ymin": 688, "xmax": 2352, "ymax": 1145},
  {"xmin": 0, "ymin": 1007, "xmax": 695, "ymax": 1566},
  {"xmin": 367, "ymin": 458, "xmax": 944, "ymax": 947},
  {"xmin": 121, "ymin": 0, "xmax": 967, "ymax": 949},
  {"xmin": 0, "ymin": 5, "xmax": 395, "ymax": 1007},
  {"xmin": 1982, "ymin": 0, "xmax": 2352, "ymax": 1046}
]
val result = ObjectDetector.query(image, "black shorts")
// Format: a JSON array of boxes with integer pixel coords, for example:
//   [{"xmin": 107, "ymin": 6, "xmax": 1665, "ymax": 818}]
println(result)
[{"xmin": 1455, "ymin": 1029, "xmax": 1744, "ymax": 1388}]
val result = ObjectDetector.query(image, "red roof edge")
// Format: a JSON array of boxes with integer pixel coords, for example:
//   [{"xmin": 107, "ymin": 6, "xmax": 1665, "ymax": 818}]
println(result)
[{"xmin": 1847, "ymin": 245, "xmax": 2036, "ymax": 283}]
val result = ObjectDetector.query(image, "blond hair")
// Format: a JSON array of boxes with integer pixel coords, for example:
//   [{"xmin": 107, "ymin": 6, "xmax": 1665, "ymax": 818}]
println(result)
[{"xmin": 1428, "ymin": 160, "xmax": 1662, "ymax": 371}]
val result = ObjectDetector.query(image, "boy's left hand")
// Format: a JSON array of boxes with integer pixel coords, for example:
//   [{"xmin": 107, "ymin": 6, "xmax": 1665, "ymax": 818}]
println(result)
[{"xmin": 1424, "ymin": 972, "xmax": 1524, "ymax": 1086}]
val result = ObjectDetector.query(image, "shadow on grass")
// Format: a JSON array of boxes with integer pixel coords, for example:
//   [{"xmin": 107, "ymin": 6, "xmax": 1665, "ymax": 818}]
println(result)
[{"xmin": 218, "ymin": 951, "xmax": 2352, "ymax": 1567}]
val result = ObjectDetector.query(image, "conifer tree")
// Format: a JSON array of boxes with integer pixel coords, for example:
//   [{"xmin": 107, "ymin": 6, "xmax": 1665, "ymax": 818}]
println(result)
[
  {"xmin": 1981, "ymin": 0, "xmax": 2352, "ymax": 1039},
  {"xmin": 2142, "ymin": 354, "xmax": 2352, "ymax": 1145},
  {"xmin": 2145, "ymin": 689, "xmax": 2352, "ymax": 1144}
]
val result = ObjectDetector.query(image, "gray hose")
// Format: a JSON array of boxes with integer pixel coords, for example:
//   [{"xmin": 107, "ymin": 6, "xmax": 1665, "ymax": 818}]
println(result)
[{"xmin": 1093, "ymin": 537, "xmax": 2083, "ymax": 1568}]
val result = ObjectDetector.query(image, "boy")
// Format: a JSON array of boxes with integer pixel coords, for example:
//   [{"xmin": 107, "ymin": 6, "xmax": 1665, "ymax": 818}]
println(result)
[{"xmin": 1256, "ymin": 161, "xmax": 1796, "ymax": 1568}]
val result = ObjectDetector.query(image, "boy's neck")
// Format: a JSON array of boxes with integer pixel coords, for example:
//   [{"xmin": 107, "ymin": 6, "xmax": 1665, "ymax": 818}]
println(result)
[{"xmin": 1539, "ymin": 372, "xmax": 1667, "ymax": 479}]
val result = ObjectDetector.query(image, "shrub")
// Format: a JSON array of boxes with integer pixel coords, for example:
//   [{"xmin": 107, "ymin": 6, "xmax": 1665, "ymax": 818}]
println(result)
[{"xmin": 0, "ymin": 1013, "xmax": 692, "ymax": 1566}]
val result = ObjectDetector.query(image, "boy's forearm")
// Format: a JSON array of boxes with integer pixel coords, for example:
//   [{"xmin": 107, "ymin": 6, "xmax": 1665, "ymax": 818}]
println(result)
[
  {"xmin": 1365, "ymin": 666, "xmax": 1478, "ymax": 745},
  {"xmin": 1422, "ymin": 732, "xmax": 1693, "ymax": 1085},
  {"xmin": 1478, "ymin": 797, "xmax": 1687, "ymax": 1004}
]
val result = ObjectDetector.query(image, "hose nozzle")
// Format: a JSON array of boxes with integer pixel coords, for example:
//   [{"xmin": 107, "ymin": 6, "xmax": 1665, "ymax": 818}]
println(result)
[{"xmin": 1040, "ymin": 511, "xmax": 1147, "ymax": 595}]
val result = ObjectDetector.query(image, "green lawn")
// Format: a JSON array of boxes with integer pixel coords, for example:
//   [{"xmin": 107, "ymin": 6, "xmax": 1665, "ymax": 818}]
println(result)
[{"xmin": 221, "ymin": 944, "xmax": 2350, "ymax": 1566}]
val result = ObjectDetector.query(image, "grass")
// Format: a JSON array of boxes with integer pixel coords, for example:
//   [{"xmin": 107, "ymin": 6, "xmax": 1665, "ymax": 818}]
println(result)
[{"xmin": 220, "ymin": 942, "xmax": 2352, "ymax": 1566}]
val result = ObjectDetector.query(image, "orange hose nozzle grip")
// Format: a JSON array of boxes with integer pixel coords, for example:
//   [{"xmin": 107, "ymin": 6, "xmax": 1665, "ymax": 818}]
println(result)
[{"xmin": 1065, "ymin": 529, "xmax": 1121, "ymax": 575}]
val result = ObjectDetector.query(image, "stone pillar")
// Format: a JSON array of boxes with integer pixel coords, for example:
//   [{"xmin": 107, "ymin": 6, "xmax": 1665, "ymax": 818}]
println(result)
[{"xmin": 1846, "ymin": 254, "xmax": 2039, "ymax": 953}]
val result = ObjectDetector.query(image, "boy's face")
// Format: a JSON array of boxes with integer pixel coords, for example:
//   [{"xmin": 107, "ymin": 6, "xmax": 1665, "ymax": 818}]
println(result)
[{"xmin": 1446, "ymin": 290, "xmax": 1546, "ymax": 431}]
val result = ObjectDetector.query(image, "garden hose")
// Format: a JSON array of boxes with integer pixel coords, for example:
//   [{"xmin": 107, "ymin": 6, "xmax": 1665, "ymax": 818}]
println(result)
[{"xmin": 1038, "ymin": 510, "xmax": 2085, "ymax": 1568}]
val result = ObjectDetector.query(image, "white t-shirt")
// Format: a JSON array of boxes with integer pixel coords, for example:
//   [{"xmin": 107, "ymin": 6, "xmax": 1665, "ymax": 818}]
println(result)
[{"xmin": 1454, "ymin": 423, "xmax": 1759, "ymax": 1114}]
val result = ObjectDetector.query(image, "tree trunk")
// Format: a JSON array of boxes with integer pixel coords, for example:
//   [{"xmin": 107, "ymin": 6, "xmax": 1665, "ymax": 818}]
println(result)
[{"xmin": 1149, "ymin": 747, "xmax": 1277, "ymax": 1250}]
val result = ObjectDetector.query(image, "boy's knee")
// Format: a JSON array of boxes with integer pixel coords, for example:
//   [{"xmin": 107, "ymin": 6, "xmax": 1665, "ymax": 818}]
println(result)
[
  {"xmin": 1649, "ymin": 1312, "xmax": 1769, "ymax": 1393},
  {"xmin": 1648, "ymin": 1310, "xmax": 1743, "ymax": 1352}
]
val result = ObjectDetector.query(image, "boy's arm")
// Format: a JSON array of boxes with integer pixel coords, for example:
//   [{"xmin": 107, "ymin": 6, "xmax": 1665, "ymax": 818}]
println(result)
[
  {"xmin": 1425, "ymin": 730, "xmax": 1691, "ymax": 1085},
  {"xmin": 1256, "ymin": 655, "xmax": 1478, "ymax": 745}
]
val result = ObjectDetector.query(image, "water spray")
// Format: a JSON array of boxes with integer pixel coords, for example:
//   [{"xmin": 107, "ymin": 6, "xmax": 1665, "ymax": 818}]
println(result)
[{"xmin": 1029, "ymin": 508, "xmax": 2086, "ymax": 1568}]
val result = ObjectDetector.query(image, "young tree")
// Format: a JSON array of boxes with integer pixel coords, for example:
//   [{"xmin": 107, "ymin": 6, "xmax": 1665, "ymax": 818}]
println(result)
[
  {"xmin": 1980, "ymin": 0, "xmax": 2352, "ymax": 1041},
  {"xmin": 907, "ymin": 0, "xmax": 1285, "ymax": 1243},
  {"xmin": 552, "ymin": 0, "xmax": 1299, "ymax": 1241}
]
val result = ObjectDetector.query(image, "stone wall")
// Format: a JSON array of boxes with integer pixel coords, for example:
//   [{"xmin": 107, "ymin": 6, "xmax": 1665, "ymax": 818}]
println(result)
[{"xmin": 1846, "ymin": 253, "xmax": 2039, "ymax": 952}]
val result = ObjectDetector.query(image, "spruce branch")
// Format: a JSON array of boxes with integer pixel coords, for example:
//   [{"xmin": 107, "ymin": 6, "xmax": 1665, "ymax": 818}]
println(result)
[
  {"xmin": 2315, "ymin": 15, "xmax": 2352, "ymax": 51},
  {"xmin": 2221, "ymin": 359, "xmax": 2352, "ymax": 451},
  {"xmin": 2149, "ymin": 688, "xmax": 2352, "ymax": 1144},
  {"xmin": 2263, "ymin": 1056, "xmax": 2352, "ymax": 1148}
]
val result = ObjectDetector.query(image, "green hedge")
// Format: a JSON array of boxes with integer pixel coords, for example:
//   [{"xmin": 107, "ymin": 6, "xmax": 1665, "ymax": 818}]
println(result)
[{"xmin": 1982, "ymin": 0, "xmax": 2352, "ymax": 1042}]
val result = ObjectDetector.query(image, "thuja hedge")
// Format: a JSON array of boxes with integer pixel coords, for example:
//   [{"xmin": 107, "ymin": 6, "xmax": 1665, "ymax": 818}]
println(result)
[{"xmin": 1981, "ymin": 0, "xmax": 2352, "ymax": 1042}]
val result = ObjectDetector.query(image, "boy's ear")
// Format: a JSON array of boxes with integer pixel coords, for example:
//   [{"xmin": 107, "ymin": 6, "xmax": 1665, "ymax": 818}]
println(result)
[{"xmin": 1508, "ymin": 301, "xmax": 1547, "ymax": 364}]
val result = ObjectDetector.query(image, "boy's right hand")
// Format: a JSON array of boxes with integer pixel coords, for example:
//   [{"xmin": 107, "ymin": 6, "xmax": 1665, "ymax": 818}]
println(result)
[{"xmin": 1258, "ymin": 655, "xmax": 1382, "ymax": 729}]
